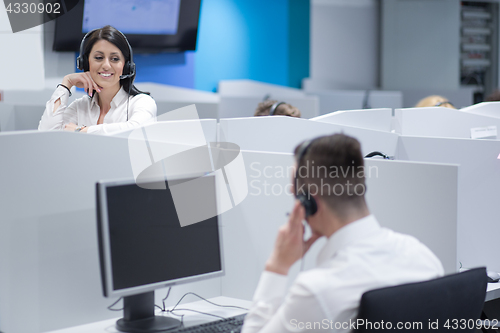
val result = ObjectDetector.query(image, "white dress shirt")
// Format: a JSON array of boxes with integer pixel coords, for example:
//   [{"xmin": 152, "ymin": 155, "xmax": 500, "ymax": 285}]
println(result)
[
  {"xmin": 38, "ymin": 85, "xmax": 157, "ymax": 135},
  {"xmin": 242, "ymin": 215, "xmax": 444, "ymax": 333}
]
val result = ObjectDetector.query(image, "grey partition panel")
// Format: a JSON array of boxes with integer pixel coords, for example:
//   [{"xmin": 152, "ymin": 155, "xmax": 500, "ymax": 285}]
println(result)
[
  {"xmin": 0, "ymin": 104, "xmax": 44, "ymax": 131},
  {"xmin": 218, "ymin": 79, "xmax": 306, "ymax": 98},
  {"xmin": 398, "ymin": 136, "xmax": 500, "ymax": 272},
  {"xmin": 220, "ymin": 152, "xmax": 459, "ymax": 301},
  {"xmin": 219, "ymin": 96, "xmax": 318, "ymax": 119},
  {"xmin": 0, "ymin": 103, "xmax": 14, "ymax": 131},
  {"xmin": 309, "ymin": 90, "xmax": 402, "ymax": 116},
  {"xmin": 3, "ymin": 89, "xmax": 86, "ymax": 105},
  {"xmin": 0, "ymin": 131, "xmax": 221, "ymax": 333},
  {"xmin": 156, "ymin": 101, "xmax": 219, "ymax": 119},
  {"xmin": 365, "ymin": 159, "xmax": 458, "ymax": 274},
  {"xmin": 219, "ymin": 116, "xmax": 399, "ymax": 157}
]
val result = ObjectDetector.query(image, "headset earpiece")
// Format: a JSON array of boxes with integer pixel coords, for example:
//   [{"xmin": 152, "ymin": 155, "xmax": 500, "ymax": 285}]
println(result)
[
  {"xmin": 269, "ymin": 101, "xmax": 285, "ymax": 116},
  {"xmin": 297, "ymin": 193, "xmax": 318, "ymax": 218},
  {"xmin": 77, "ymin": 29, "xmax": 97, "ymax": 71},
  {"xmin": 295, "ymin": 140, "xmax": 318, "ymax": 218}
]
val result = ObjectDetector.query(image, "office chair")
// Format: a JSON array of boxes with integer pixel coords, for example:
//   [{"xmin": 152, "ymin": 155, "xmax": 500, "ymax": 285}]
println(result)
[{"xmin": 354, "ymin": 267, "xmax": 487, "ymax": 332}]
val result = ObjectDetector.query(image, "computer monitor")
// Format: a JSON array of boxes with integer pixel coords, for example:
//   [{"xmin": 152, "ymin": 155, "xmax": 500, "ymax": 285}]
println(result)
[{"xmin": 96, "ymin": 175, "xmax": 224, "ymax": 332}]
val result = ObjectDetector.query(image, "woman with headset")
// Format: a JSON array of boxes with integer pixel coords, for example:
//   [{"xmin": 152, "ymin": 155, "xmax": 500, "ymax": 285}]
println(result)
[{"xmin": 39, "ymin": 25, "xmax": 156, "ymax": 135}]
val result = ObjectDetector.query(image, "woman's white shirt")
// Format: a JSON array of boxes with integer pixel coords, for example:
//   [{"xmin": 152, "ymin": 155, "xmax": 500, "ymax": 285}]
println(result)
[{"xmin": 38, "ymin": 85, "xmax": 157, "ymax": 135}]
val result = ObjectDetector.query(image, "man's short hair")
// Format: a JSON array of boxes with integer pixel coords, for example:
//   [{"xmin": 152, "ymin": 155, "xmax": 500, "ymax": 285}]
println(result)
[
  {"xmin": 254, "ymin": 100, "xmax": 301, "ymax": 117},
  {"xmin": 294, "ymin": 133, "xmax": 367, "ymax": 215}
]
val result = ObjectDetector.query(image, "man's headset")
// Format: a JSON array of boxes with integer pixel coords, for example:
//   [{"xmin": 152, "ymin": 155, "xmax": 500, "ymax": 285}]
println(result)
[
  {"xmin": 76, "ymin": 29, "xmax": 136, "ymax": 80},
  {"xmin": 294, "ymin": 139, "xmax": 318, "ymax": 218},
  {"xmin": 269, "ymin": 101, "xmax": 286, "ymax": 115}
]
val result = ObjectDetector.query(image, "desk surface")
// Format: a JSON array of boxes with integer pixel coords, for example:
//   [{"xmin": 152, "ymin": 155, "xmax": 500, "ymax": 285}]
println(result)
[
  {"xmin": 39, "ymin": 284, "xmax": 500, "ymax": 332},
  {"xmin": 43, "ymin": 297, "xmax": 251, "ymax": 333}
]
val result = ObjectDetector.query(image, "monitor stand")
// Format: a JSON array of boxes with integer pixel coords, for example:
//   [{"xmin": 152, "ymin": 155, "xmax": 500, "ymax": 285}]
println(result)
[{"xmin": 116, "ymin": 291, "xmax": 181, "ymax": 333}]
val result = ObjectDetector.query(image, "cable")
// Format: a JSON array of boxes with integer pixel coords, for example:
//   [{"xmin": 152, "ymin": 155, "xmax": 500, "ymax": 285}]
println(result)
[
  {"xmin": 170, "ymin": 308, "xmax": 227, "ymax": 320},
  {"xmin": 170, "ymin": 292, "xmax": 249, "ymax": 312},
  {"xmin": 126, "ymin": 81, "xmax": 132, "ymax": 122},
  {"xmin": 107, "ymin": 297, "xmax": 123, "ymax": 311},
  {"xmin": 161, "ymin": 286, "xmax": 172, "ymax": 311}
]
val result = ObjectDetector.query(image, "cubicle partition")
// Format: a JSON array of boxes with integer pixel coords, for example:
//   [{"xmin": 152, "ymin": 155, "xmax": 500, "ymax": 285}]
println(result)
[
  {"xmin": 216, "ymin": 80, "xmax": 318, "ymax": 119},
  {"xmin": 305, "ymin": 90, "xmax": 402, "ymax": 115},
  {"xmin": 2, "ymin": 88, "xmax": 85, "ymax": 105},
  {"xmin": 398, "ymin": 136, "xmax": 500, "ymax": 272},
  {"xmin": 312, "ymin": 108, "xmax": 393, "ymax": 132},
  {"xmin": 0, "ymin": 121, "xmax": 221, "ymax": 333},
  {"xmin": 219, "ymin": 151, "xmax": 459, "ymax": 301},
  {"xmin": 135, "ymin": 82, "xmax": 220, "ymax": 120},
  {"xmin": 395, "ymin": 107, "xmax": 500, "ymax": 139},
  {"xmin": 461, "ymin": 101, "xmax": 500, "ymax": 119},
  {"xmin": 219, "ymin": 95, "xmax": 319, "ymax": 119},
  {"xmin": 0, "ymin": 103, "xmax": 44, "ymax": 131},
  {"xmin": 218, "ymin": 79, "xmax": 307, "ymax": 98},
  {"xmin": 219, "ymin": 116, "xmax": 399, "ymax": 157}
]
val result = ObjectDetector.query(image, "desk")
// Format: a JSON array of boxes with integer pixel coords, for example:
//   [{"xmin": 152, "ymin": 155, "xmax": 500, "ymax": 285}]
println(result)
[{"xmin": 43, "ymin": 297, "xmax": 251, "ymax": 333}]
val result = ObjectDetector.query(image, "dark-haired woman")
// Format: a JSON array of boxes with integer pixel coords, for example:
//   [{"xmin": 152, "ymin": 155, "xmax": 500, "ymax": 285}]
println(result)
[{"xmin": 39, "ymin": 25, "xmax": 156, "ymax": 135}]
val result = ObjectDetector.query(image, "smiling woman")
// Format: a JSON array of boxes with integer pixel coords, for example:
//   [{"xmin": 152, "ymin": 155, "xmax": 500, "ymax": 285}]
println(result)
[{"xmin": 38, "ymin": 25, "xmax": 157, "ymax": 135}]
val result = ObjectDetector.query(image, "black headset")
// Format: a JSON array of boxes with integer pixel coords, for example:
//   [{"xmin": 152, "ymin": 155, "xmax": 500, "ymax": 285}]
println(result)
[
  {"xmin": 295, "ymin": 139, "xmax": 318, "ymax": 218},
  {"xmin": 269, "ymin": 101, "xmax": 286, "ymax": 116},
  {"xmin": 76, "ymin": 29, "xmax": 136, "ymax": 80}
]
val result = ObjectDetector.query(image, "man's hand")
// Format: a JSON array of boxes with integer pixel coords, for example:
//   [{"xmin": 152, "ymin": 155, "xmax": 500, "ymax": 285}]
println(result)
[{"xmin": 265, "ymin": 201, "xmax": 321, "ymax": 275}]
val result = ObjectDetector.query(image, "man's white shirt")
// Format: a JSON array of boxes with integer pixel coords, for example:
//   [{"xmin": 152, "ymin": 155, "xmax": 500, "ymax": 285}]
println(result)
[{"xmin": 242, "ymin": 215, "xmax": 444, "ymax": 333}]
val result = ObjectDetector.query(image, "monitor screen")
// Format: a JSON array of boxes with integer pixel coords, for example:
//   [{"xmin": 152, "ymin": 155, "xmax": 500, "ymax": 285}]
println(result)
[
  {"xmin": 53, "ymin": 0, "xmax": 201, "ymax": 52},
  {"xmin": 96, "ymin": 175, "xmax": 223, "ymax": 299},
  {"xmin": 82, "ymin": 0, "xmax": 181, "ymax": 35}
]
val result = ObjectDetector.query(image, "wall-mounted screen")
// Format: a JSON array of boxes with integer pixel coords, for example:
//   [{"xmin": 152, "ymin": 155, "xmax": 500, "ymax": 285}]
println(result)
[{"xmin": 53, "ymin": 0, "xmax": 201, "ymax": 53}]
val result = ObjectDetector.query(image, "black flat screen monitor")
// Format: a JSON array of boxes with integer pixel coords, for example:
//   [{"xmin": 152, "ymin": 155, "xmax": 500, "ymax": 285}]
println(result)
[
  {"xmin": 54, "ymin": 0, "xmax": 201, "ymax": 52},
  {"xmin": 96, "ymin": 175, "xmax": 223, "ymax": 332}
]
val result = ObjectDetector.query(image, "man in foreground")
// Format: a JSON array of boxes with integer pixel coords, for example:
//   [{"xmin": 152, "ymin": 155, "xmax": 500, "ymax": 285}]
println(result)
[{"xmin": 241, "ymin": 133, "xmax": 444, "ymax": 333}]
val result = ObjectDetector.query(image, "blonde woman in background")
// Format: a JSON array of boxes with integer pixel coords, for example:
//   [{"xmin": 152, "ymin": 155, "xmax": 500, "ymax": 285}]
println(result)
[{"xmin": 415, "ymin": 95, "xmax": 456, "ymax": 109}]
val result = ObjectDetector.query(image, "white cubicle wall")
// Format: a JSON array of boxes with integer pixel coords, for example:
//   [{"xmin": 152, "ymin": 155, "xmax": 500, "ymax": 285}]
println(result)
[
  {"xmin": 219, "ymin": 95, "xmax": 319, "ymax": 119},
  {"xmin": 395, "ymin": 107, "xmax": 500, "ymax": 139},
  {"xmin": 398, "ymin": 136, "xmax": 500, "ymax": 272},
  {"xmin": 0, "ymin": 121, "xmax": 221, "ymax": 333},
  {"xmin": 461, "ymin": 101, "xmax": 500, "ymax": 119},
  {"xmin": 135, "ymin": 82, "xmax": 220, "ymax": 120},
  {"xmin": 219, "ymin": 116, "xmax": 399, "ymax": 157},
  {"xmin": 312, "ymin": 108, "xmax": 393, "ymax": 132},
  {"xmin": 218, "ymin": 79, "xmax": 306, "ymax": 98},
  {"xmin": 220, "ymin": 151, "xmax": 459, "ymax": 301},
  {"xmin": 305, "ymin": 90, "xmax": 402, "ymax": 115}
]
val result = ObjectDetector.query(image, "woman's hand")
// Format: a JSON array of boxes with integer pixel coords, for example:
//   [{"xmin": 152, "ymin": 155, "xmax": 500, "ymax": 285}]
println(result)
[
  {"xmin": 64, "ymin": 123, "xmax": 77, "ymax": 131},
  {"xmin": 63, "ymin": 123, "xmax": 88, "ymax": 133},
  {"xmin": 62, "ymin": 72, "xmax": 102, "ymax": 97}
]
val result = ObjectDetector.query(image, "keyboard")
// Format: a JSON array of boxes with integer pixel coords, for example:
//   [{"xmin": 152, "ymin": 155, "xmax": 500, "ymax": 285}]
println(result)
[{"xmin": 168, "ymin": 313, "xmax": 246, "ymax": 333}]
